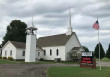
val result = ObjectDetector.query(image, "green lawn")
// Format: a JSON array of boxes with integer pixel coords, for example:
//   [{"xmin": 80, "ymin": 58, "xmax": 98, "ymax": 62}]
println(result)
[
  {"xmin": 48, "ymin": 66, "xmax": 110, "ymax": 77},
  {"xmin": 96, "ymin": 57, "xmax": 110, "ymax": 62},
  {"xmin": 0, "ymin": 59, "xmax": 17, "ymax": 64},
  {"xmin": 0, "ymin": 59, "xmax": 78, "ymax": 64}
]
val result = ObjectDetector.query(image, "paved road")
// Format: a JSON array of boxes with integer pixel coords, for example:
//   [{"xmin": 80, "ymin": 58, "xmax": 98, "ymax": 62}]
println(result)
[
  {"xmin": 0, "ymin": 62, "xmax": 109, "ymax": 77},
  {"xmin": 96, "ymin": 61, "xmax": 110, "ymax": 66}
]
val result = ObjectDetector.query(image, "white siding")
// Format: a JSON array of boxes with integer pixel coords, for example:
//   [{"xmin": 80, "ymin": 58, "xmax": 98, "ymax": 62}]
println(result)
[
  {"xmin": 36, "ymin": 50, "xmax": 43, "ymax": 60},
  {"xmin": 42, "ymin": 46, "xmax": 66, "ymax": 61},
  {"xmin": 25, "ymin": 35, "xmax": 36, "ymax": 62},
  {"xmin": 0, "ymin": 48, "xmax": 1, "ymax": 55},
  {"xmin": 16, "ymin": 49, "xmax": 25, "ymax": 59},
  {"xmin": 2, "ymin": 42, "xmax": 17, "ymax": 59},
  {"xmin": 65, "ymin": 33, "xmax": 81, "ymax": 60}
]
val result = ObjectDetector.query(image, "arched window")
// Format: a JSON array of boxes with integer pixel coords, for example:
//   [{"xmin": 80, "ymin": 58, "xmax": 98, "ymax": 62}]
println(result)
[
  {"xmin": 10, "ymin": 50, "xmax": 12, "ymax": 56},
  {"xmin": 50, "ymin": 49, "xmax": 52, "ymax": 56},
  {"xmin": 44, "ymin": 50, "xmax": 46, "ymax": 56},
  {"xmin": 56, "ymin": 49, "xmax": 59, "ymax": 56}
]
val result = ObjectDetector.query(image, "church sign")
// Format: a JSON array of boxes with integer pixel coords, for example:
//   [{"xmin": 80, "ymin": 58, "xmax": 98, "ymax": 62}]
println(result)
[
  {"xmin": 81, "ymin": 52, "xmax": 93, "ymax": 64},
  {"xmin": 80, "ymin": 52, "xmax": 96, "ymax": 69}
]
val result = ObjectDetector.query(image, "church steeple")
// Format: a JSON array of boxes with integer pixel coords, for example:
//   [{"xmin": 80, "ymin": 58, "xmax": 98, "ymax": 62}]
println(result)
[
  {"xmin": 66, "ymin": 7, "xmax": 73, "ymax": 35},
  {"xmin": 25, "ymin": 17, "xmax": 38, "ymax": 62}
]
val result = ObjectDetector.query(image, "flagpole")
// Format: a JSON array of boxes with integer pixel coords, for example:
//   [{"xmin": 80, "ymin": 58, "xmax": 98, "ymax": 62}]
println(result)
[{"xmin": 98, "ymin": 23, "xmax": 101, "ymax": 70}]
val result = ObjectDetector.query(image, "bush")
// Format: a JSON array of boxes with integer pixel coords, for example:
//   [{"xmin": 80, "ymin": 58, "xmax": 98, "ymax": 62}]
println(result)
[
  {"xmin": 8, "ymin": 57, "xmax": 14, "ymax": 61},
  {"xmin": 0, "ymin": 56, "xmax": 2, "ymax": 59},
  {"xmin": 2, "ymin": 57, "xmax": 7, "ymax": 59}
]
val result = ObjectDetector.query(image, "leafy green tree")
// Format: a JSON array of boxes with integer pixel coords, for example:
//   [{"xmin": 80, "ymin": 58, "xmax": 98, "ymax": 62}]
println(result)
[
  {"xmin": 2, "ymin": 20, "xmax": 27, "ymax": 46},
  {"xmin": 94, "ymin": 43, "xmax": 105, "ymax": 59},
  {"xmin": 82, "ymin": 46, "xmax": 89, "ymax": 52},
  {"xmin": 106, "ymin": 44, "xmax": 110, "ymax": 59}
]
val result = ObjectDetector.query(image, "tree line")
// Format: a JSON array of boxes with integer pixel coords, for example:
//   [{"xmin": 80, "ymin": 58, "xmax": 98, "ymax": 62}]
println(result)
[{"xmin": 83, "ymin": 43, "xmax": 110, "ymax": 59}]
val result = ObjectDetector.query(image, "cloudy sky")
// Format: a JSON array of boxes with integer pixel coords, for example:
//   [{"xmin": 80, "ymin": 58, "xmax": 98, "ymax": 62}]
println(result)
[{"xmin": 0, "ymin": 0, "xmax": 110, "ymax": 51}]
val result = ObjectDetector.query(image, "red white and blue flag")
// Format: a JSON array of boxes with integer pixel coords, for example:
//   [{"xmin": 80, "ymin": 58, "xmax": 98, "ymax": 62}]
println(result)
[{"xmin": 93, "ymin": 20, "xmax": 100, "ymax": 30}]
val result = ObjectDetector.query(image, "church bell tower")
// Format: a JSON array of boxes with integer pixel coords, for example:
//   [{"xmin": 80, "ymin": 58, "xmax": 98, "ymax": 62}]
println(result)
[{"xmin": 25, "ymin": 19, "xmax": 37, "ymax": 62}]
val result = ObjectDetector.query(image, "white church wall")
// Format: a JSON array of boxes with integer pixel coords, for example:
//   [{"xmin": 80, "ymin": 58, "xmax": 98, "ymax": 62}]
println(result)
[
  {"xmin": 65, "ymin": 33, "xmax": 81, "ymax": 60},
  {"xmin": 42, "ymin": 46, "xmax": 66, "ymax": 61},
  {"xmin": 36, "ymin": 50, "xmax": 43, "ymax": 60},
  {"xmin": 2, "ymin": 42, "xmax": 17, "ymax": 59},
  {"xmin": 0, "ymin": 48, "xmax": 1, "ymax": 55},
  {"xmin": 16, "ymin": 48, "xmax": 25, "ymax": 60}
]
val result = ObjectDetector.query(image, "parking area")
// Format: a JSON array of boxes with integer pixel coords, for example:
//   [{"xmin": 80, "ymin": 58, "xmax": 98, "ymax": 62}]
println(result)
[{"xmin": 0, "ymin": 63, "xmax": 78, "ymax": 77}]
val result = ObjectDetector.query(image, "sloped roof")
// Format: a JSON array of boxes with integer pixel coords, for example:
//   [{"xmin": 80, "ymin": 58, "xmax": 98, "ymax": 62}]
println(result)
[
  {"xmin": 10, "ymin": 41, "xmax": 25, "ymax": 48},
  {"xmin": 7, "ymin": 33, "xmax": 74, "ymax": 48},
  {"xmin": 37, "ymin": 33, "xmax": 73, "ymax": 47}
]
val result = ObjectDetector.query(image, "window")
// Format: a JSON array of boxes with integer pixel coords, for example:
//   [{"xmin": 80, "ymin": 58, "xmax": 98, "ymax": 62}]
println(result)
[
  {"xmin": 38, "ymin": 52, "xmax": 40, "ymax": 56},
  {"xmin": 22, "ymin": 51, "xmax": 25, "ymax": 56},
  {"xmin": 44, "ymin": 50, "xmax": 46, "ymax": 56},
  {"xmin": 10, "ymin": 50, "xmax": 12, "ymax": 56},
  {"xmin": 56, "ymin": 49, "xmax": 59, "ymax": 56},
  {"xmin": 5, "ymin": 51, "xmax": 7, "ymax": 56},
  {"xmin": 50, "ymin": 49, "xmax": 52, "ymax": 56}
]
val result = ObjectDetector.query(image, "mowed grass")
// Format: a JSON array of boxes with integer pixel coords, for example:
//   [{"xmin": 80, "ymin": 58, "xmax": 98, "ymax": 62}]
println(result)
[
  {"xmin": 48, "ymin": 66, "xmax": 110, "ymax": 77},
  {"xmin": 0, "ymin": 59, "xmax": 79, "ymax": 64},
  {"xmin": 96, "ymin": 57, "xmax": 110, "ymax": 62},
  {"xmin": 0, "ymin": 59, "xmax": 17, "ymax": 64}
]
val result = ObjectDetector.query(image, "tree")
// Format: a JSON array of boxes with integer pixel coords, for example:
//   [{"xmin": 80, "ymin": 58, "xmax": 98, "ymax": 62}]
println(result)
[
  {"xmin": 94, "ymin": 43, "xmax": 105, "ymax": 59},
  {"xmin": 106, "ymin": 44, "xmax": 110, "ymax": 59},
  {"xmin": 82, "ymin": 46, "xmax": 89, "ymax": 52},
  {"xmin": 2, "ymin": 20, "xmax": 27, "ymax": 46}
]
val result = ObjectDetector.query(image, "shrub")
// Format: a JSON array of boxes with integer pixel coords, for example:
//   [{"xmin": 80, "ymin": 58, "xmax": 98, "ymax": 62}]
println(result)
[
  {"xmin": 2, "ymin": 57, "xmax": 7, "ymax": 59},
  {"xmin": 0, "ymin": 56, "xmax": 2, "ymax": 59},
  {"xmin": 8, "ymin": 57, "xmax": 14, "ymax": 61}
]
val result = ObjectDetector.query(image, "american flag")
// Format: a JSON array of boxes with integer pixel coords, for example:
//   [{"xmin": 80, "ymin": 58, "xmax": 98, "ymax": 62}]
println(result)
[{"xmin": 93, "ymin": 20, "xmax": 100, "ymax": 30}]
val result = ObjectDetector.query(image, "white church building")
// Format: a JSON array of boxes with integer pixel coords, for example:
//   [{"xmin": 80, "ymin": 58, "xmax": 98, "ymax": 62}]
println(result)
[{"xmin": 2, "ymin": 9, "xmax": 83, "ymax": 62}]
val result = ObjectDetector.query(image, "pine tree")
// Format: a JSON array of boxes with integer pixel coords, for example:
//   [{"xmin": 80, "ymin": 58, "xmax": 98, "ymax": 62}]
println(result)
[
  {"xmin": 2, "ymin": 20, "xmax": 27, "ymax": 46},
  {"xmin": 94, "ymin": 43, "xmax": 105, "ymax": 59},
  {"xmin": 106, "ymin": 44, "xmax": 110, "ymax": 59}
]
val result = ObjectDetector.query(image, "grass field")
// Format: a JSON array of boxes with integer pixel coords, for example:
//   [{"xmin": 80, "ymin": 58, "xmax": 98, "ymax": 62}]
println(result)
[
  {"xmin": 47, "ymin": 66, "xmax": 110, "ymax": 77},
  {"xmin": 96, "ymin": 57, "xmax": 110, "ymax": 61}
]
